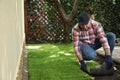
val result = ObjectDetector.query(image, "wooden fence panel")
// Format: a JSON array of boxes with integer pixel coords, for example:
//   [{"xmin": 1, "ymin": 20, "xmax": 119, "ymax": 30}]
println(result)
[{"xmin": 25, "ymin": 0, "xmax": 65, "ymax": 43}]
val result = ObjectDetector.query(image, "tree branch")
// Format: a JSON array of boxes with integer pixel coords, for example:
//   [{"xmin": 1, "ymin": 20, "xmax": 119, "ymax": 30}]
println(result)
[
  {"xmin": 68, "ymin": 0, "xmax": 79, "ymax": 21},
  {"xmin": 56, "ymin": 0, "xmax": 67, "ymax": 20},
  {"xmin": 56, "ymin": 0, "xmax": 79, "ymax": 22}
]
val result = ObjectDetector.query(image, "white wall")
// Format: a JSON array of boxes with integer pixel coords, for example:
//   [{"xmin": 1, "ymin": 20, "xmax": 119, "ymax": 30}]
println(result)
[{"xmin": 0, "ymin": 0, "xmax": 24, "ymax": 80}]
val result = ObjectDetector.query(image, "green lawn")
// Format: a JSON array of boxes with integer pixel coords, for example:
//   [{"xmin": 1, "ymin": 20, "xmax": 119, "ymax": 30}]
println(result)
[{"xmin": 27, "ymin": 43, "xmax": 98, "ymax": 80}]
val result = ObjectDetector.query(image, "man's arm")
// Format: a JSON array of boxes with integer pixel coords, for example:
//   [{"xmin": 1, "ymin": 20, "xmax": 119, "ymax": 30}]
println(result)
[
  {"xmin": 96, "ymin": 23, "xmax": 113, "ymax": 69},
  {"xmin": 96, "ymin": 23, "xmax": 110, "ymax": 55},
  {"xmin": 104, "ymin": 48, "xmax": 111, "ymax": 55},
  {"xmin": 72, "ymin": 26, "xmax": 87, "ymax": 72},
  {"xmin": 72, "ymin": 27, "xmax": 83, "ymax": 60}
]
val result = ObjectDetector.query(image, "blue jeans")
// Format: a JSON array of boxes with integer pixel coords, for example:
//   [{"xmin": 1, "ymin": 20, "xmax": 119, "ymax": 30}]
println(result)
[{"xmin": 80, "ymin": 32, "xmax": 116, "ymax": 60}]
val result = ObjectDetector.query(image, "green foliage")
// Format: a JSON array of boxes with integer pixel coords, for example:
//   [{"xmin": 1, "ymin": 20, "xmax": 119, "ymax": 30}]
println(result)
[
  {"xmin": 27, "ymin": 0, "xmax": 40, "ymax": 14},
  {"xmin": 60, "ymin": 0, "xmax": 74, "ymax": 15},
  {"xmin": 42, "ymin": 1, "xmax": 57, "ymax": 27},
  {"xmin": 27, "ymin": 43, "xmax": 98, "ymax": 80},
  {"xmin": 78, "ymin": 0, "xmax": 120, "ymax": 38},
  {"xmin": 116, "ymin": 24, "xmax": 120, "ymax": 38}
]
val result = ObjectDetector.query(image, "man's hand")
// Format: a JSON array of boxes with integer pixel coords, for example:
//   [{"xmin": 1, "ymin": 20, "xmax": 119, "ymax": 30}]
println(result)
[
  {"xmin": 80, "ymin": 60, "xmax": 88, "ymax": 72},
  {"xmin": 105, "ymin": 55, "xmax": 113, "ymax": 70}
]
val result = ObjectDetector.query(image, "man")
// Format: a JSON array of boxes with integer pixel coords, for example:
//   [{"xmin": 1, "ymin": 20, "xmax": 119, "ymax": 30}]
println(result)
[{"xmin": 72, "ymin": 12, "xmax": 116, "ymax": 72}]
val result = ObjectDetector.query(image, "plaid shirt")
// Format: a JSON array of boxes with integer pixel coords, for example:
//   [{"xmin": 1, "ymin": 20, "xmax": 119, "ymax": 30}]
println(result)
[{"xmin": 72, "ymin": 20, "xmax": 110, "ymax": 54}]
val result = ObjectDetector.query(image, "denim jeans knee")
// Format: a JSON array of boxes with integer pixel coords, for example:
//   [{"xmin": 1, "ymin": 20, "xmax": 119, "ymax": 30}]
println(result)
[
  {"xmin": 106, "ymin": 32, "xmax": 116, "ymax": 54},
  {"xmin": 80, "ymin": 44, "xmax": 96, "ymax": 60}
]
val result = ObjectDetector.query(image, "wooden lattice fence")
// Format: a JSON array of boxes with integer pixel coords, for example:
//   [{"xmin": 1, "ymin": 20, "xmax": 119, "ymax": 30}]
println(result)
[
  {"xmin": 25, "ymin": 0, "xmax": 68, "ymax": 43},
  {"xmin": 25, "ymin": 0, "xmax": 120, "ymax": 43}
]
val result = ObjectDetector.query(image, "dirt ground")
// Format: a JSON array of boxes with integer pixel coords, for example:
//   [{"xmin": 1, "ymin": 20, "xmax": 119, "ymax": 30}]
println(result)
[{"xmin": 17, "ymin": 43, "xmax": 28, "ymax": 80}]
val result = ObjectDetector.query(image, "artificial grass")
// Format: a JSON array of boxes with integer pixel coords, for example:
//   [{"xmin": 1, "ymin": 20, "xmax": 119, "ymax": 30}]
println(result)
[{"xmin": 27, "ymin": 43, "xmax": 99, "ymax": 80}]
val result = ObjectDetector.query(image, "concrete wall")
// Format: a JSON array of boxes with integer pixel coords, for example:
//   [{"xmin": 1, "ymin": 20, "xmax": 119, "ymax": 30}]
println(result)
[{"xmin": 0, "ymin": 0, "xmax": 24, "ymax": 80}]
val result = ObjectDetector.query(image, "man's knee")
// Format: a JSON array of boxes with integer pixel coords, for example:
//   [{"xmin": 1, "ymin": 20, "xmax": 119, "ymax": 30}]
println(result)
[
  {"xmin": 106, "ymin": 32, "xmax": 116, "ymax": 40},
  {"xmin": 83, "ymin": 52, "xmax": 97, "ymax": 60}
]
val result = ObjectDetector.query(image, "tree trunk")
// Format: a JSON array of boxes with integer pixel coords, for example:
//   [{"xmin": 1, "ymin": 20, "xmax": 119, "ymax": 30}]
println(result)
[
  {"xmin": 63, "ymin": 21, "xmax": 71, "ymax": 43},
  {"xmin": 55, "ymin": 0, "xmax": 79, "ymax": 43}
]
